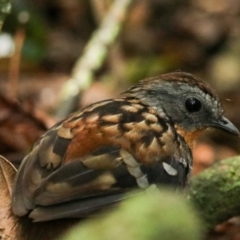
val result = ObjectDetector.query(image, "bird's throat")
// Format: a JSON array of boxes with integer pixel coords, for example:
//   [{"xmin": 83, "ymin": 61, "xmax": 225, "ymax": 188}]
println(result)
[{"xmin": 174, "ymin": 125, "xmax": 204, "ymax": 149}]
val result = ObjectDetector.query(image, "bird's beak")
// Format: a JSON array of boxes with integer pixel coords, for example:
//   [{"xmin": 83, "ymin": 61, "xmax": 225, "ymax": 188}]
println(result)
[{"xmin": 211, "ymin": 116, "xmax": 239, "ymax": 136}]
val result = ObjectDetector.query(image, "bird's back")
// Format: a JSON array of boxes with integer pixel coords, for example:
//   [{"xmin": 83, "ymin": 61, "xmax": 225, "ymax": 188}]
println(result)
[{"xmin": 12, "ymin": 97, "xmax": 192, "ymax": 222}]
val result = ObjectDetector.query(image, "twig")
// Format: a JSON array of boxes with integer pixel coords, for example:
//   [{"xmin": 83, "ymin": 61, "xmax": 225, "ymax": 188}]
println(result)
[
  {"xmin": 55, "ymin": 0, "xmax": 133, "ymax": 119},
  {"xmin": 8, "ymin": 11, "xmax": 29, "ymax": 98},
  {"xmin": 90, "ymin": 0, "xmax": 112, "ymax": 23},
  {"xmin": 8, "ymin": 27, "xmax": 25, "ymax": 98}
]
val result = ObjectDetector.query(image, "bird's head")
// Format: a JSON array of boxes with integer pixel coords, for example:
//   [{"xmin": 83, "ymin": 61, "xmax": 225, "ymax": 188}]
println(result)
[{"xmin": 125, "ymin": 71, "xmax": 239, "ymax": 136}]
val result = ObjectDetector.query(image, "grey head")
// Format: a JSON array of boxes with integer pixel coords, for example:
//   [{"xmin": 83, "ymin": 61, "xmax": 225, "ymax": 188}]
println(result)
[{"xmin": 124, "ymin": 71, "xmax": 239, "ymax": 136}]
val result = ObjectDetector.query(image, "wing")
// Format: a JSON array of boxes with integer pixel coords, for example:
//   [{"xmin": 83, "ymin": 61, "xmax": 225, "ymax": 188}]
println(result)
[{"xmin": 11, "ymin": 98, "xmax": 191, "ymax": 221}]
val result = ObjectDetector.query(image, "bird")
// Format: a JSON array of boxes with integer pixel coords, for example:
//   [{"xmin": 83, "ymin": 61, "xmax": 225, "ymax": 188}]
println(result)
[{"xmin": 11, "ymin": 71, "xmax": 239, "ymax": 222}]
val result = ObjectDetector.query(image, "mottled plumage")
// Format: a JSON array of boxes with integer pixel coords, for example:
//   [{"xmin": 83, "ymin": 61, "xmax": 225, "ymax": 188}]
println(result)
[{"xmin": 11, "ymin": 72, "xmax": 239, "ymax": 222}]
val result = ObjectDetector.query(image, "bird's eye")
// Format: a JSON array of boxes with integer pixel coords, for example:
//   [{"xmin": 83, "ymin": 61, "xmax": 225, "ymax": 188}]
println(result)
[{"xmin": 185, "ymin": 97, "xmax": 202, "ymax": 113}]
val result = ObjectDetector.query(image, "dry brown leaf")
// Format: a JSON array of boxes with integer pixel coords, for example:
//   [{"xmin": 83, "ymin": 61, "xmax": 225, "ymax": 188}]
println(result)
[
  {"xmin": 0, "ymin": 155, "xmax": 17, "ymax": 240},
  {"xmin": 0, "ymin": 155, "xmax": 81, "ymax": 240}
]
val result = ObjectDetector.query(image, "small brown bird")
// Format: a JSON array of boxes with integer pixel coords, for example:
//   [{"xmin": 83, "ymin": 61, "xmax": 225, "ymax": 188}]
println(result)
[{"xmin": 11, "ymin": 72, "xmax": 239, "ymax": 222}]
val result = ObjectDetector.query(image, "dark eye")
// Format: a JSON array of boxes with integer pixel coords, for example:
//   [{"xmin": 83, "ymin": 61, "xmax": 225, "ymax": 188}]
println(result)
[{"xmin": 185, "ymin": 97, "xmax": 202, "ymax": 113}]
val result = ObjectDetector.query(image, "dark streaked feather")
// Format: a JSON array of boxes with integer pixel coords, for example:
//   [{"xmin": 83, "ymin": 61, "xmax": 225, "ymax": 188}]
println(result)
[
  {"xmin": 33, "ymin": 158, "xmax": 134, "ymax": 206},
  {"xmin": 140, "ymin": 156, "xmax": 190, "ymax": 187},
  {"xmin": 29, "ymin": 192, "xmax": 142, "ymax": 222}
]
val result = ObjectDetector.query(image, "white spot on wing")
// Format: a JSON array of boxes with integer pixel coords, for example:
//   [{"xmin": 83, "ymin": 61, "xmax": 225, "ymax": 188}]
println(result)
[
  {"xmin": 162, "ymin": 162, "xmax": 178, "ymax": 176},
  {"xmin": 136, "ymin": 175, "xmax": 149, "ymax": 188},
  {"xmin": 120, "ymin": 149, "xmax": 149, "ymax": 188},
  {"xmin": 127, "ymin": 166, "xmax": 143, "ymax": 178},
  {"xmin": 120, "ymin": 149, "xmax": 139, "ymax": 168}
]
